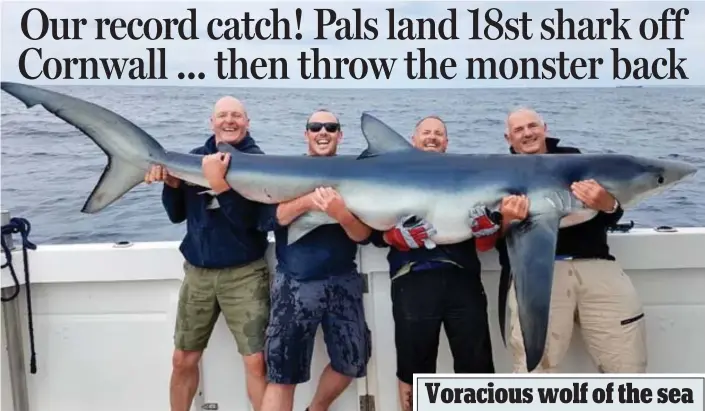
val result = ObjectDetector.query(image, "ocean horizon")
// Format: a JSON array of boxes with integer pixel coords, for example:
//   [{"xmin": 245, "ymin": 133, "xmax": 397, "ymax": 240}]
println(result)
[{"xmin": 1, "ymin": 84, "xmax": 703, "ymax": 245}]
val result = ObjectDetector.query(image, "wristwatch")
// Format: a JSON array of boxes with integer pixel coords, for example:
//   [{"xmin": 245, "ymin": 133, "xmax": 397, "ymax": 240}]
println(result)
[{"xmin": 606, "ymin": 199, "xmax": 620, "ymax": 214}]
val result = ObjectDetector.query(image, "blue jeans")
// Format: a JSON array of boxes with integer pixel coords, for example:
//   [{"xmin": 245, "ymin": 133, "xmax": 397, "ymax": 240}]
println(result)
[{"xmin": 265, "ymin": 269, "xmax": 372, "ymax": 384}]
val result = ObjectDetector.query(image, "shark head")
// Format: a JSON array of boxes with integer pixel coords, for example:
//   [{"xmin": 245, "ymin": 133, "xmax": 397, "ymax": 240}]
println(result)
[{"xmin": 583, "ymin": 155, "xmax": 697, "ymax": 208}]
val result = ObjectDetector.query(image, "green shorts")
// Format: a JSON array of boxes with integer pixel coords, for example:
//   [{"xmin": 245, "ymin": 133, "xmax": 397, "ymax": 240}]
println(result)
[{"xmin": 174, "ymin": 258, "xmax": 271, "ymax": 355}]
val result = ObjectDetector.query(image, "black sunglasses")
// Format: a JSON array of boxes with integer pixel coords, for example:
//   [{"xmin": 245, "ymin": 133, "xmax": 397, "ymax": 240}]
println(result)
[{"xmin": 307, "ymin": 122, "xmax": 340, "ymax": 132}]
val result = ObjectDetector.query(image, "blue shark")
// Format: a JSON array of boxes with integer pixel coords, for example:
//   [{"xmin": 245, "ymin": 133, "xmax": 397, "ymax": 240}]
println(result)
[{"xmin": 1, "ymin": 81, "xmax": 697, "ymax": 371}]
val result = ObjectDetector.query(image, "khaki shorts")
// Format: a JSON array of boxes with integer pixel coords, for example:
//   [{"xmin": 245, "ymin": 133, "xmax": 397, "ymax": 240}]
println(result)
[
  {"xmin": 174, "ymin": 258, "xmax": 271, "ymax": 355},
  {"xmin": 508, "ymin": 259, "xmax": 647, "ymax": 373}
]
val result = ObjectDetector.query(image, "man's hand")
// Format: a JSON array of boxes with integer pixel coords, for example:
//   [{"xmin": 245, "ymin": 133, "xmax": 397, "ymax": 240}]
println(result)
[
  {"xmin": 311, "ymin": 187, "xmax": 348, "ymax": 221},
  {"xmin": 144, "ymin": 164, "xmax": 180, "ymax": 188},
  {"xmin": 571, "ymin": 179, "xmax": 617, "ymax": 212},
  {"xmin": 310, "ymin": 187, "xmax": 372, "ymax": 242},
  {"xmin": 383, "ymin": 215, "xmax": 437, "ymax": 251},
  {"xmin": 500, "ymin": 195, "xmax": 529, "ymax": 222},
  {"xmin": 202, "ymin": 153, "xmax": 231, "ymax": 194}
]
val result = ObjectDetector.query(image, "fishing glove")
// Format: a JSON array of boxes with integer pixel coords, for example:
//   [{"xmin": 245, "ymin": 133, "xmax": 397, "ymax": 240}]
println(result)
[
  {"xmin": 383, "ymin": 215, "xmax": 437, "ymax": 251},
  {"xmin": 469, "ymin": 206, "xmax": 501, "ymax": 252}
]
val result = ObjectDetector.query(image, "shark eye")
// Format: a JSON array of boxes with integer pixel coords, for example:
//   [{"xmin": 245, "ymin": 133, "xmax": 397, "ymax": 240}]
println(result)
[{"xmin": 657, "ymin": 175, "xmax": 665, "ymax": 185}]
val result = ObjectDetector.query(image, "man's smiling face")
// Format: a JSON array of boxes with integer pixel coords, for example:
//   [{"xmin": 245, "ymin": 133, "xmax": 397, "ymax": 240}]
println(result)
[{"xmin": 412, "ymin": 116, "xmax": 448, "ymax": 153}]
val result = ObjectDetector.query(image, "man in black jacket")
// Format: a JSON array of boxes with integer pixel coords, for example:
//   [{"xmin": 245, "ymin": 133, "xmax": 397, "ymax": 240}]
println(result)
[
  {"xmin": 497, "ymin": 107, "xmax": 647, "ymax": 373},
  {"xmin": 369, "ymin": 115, "xmax": 527, "ymax": 411}
]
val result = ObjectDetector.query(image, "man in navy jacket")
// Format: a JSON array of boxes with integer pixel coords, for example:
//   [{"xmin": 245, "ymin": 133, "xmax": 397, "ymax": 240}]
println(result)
[{"xmin": 145, "ymin": 96, "xmax": 271, "ymax": 411}]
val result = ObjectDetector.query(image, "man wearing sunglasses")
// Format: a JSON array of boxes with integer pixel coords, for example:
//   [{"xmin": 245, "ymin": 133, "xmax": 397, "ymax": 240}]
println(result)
[
  {"xmin": 258, "ymin": 110, "xmax": 373, "ymax": 411},
  {"xmin": 368, "ymin": 115, "xmax": 528, "ymax": 411}
]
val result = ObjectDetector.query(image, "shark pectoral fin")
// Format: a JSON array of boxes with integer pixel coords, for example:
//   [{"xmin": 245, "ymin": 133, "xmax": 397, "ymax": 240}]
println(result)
[
  {"xmin": 82, "ymin": 158, "xmax": 146, "ymax": 213},
  {"xmin": 504, "ymin": 213, "xmax": 562, "ymax": 372},
  {"xmin": 287, "ymin": 211, "xmax": 338, "ymax": 245},
  {"xmin": 358, "ymin": 112, "xmax": 414, "ymax": 158},
  {"xmin": 498, "ymin": 267, "xmax": 512, "ymax": 347}
]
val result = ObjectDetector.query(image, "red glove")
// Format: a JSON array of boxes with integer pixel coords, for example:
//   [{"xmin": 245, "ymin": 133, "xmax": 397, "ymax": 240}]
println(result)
[
  {"xmin": 383, "ymin": 215, "xmax": 437, "ymax": 251},
  {"xmin": 470, "ymin": 207, "xmax": 500, "ymax": 252}
]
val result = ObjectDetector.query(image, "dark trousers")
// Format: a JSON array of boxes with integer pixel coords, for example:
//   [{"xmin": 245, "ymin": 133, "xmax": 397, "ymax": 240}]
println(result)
[{"xmin": 391, "ymin": 264, "xmax": 495, "ymax": 384}]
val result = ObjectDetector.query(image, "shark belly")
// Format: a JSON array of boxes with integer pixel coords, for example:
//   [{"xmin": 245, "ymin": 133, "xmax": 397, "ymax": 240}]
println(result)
[
  {"xmin": 338, "ymin": 177, "xmax": 526, "ymax": 245},
  {"xmin": 339, "ymin": 181, "xmax": 488, "ymax": 244}
]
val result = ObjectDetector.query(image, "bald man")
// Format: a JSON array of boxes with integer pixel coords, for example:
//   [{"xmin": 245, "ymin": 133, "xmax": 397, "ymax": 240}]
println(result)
[
  {"xmin": 496, "ymin": 107, "xmax": 647, "ymax": 374},
  {"xmin": 368, "ymin": 116, "xmax": 526, "ymax": 411},
  {"xmin": 145, "ymin": 96, "xmax": 271, "ymax": 411}
]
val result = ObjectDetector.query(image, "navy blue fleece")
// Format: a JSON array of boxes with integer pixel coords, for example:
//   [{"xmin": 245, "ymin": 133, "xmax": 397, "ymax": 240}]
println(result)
[{"xmin": 161, "ymin": 133, "xmax": 270, "ymax": 268}]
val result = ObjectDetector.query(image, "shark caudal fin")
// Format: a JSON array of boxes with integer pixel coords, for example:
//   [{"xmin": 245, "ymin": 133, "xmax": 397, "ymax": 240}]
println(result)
[
  {"xmin": 1, "ymin": 82, "xmax": 168, "ymax": 213},
  {"xmin": 504, "ymin": 213, "xmax": 562, "ymax": 372},
  {"xmin": 358, "ymin": 112, "xmax": 414, "ymax": 158},
  {"xmin": 81, "ymin": 159, "xmax": 148, "ymax": 213}
]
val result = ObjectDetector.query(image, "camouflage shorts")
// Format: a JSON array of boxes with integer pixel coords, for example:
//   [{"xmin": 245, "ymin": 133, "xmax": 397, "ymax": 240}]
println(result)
[
  {"xmin": 265, "ymin": 270, "xmax": 372, "ymax": 384},
  {"xmin": 174, "ymin": 258, "xmax": 271, "ymax": 355}
]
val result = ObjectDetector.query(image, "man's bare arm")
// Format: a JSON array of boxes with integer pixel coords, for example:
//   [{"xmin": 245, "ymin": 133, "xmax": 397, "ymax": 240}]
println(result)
[
  {"xmin": 336, "ymin": 209, "xmax": 372, "ymax": 242},
  {"xmin": 276, "ymin": 194, "xmax": 315, "ymax": 226}
]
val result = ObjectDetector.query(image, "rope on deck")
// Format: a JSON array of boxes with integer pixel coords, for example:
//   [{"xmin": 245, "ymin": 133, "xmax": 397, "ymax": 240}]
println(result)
[{"xmin": 2, "ymin": 217, "xmax": 38, "ymax": 374}]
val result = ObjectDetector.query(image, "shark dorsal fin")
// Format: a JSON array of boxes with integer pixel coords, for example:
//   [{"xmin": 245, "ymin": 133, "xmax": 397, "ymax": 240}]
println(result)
[
  {"xmin": 358, "ymin": 112, "xmax": 413, "ymax": 158},
  {"xmin": 217, "ymin": 142, "xmax": 239, "ymax": 155}
]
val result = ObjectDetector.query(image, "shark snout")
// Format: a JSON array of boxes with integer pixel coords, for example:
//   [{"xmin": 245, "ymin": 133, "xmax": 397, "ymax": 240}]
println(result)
[
  {"xmin": 670, "ymin": 161, "xmax": 697, "ymax": 181},
  {"xmin": 661, "ymin": 159, "xmax": 698, "ymax": 187},
  {"xmin": 682, "ymin": 163, "xmax": 697, "ymax": 178}
]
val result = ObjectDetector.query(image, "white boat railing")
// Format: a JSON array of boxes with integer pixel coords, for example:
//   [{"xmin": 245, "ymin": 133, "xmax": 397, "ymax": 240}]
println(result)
[{"xmin": 2, "ymin": 210, "xmax": 705, "ymax": 411}]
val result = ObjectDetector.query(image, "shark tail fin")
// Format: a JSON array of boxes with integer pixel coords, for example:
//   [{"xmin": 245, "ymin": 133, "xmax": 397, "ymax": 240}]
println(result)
[
  {"xmin": 1, "ymin": 81, "xmax": 167, "ymax": 213},
  {"xmin": 358, "ymin": 112, "xmax": 414, "ymax": 158},
  {"xmin": 82, "ymin": 159, "xmax": 147, "ymax": 213}
]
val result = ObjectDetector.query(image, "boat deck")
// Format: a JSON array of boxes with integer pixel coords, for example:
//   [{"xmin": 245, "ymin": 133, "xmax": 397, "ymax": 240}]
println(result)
[{"xmin": 2, "ymin": 227, "xmax": 705, "ymax": 411}]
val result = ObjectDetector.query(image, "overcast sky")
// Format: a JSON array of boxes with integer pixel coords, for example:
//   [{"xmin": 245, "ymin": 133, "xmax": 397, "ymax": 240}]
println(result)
[{"xmin": 1, "ymin": 0, "xmax": 703, "ymax": 87}]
